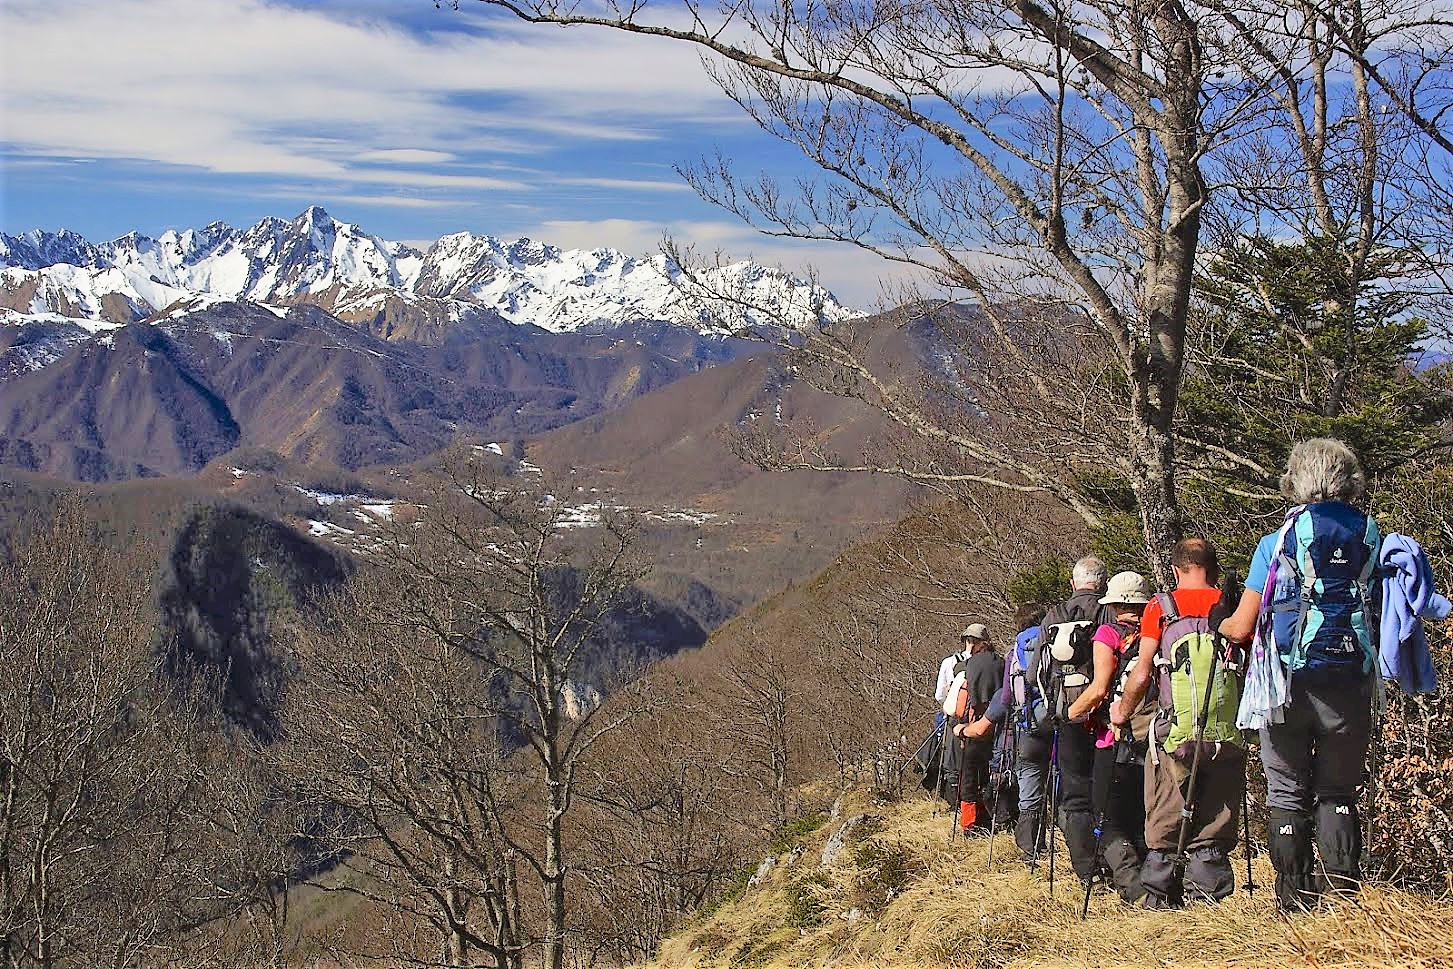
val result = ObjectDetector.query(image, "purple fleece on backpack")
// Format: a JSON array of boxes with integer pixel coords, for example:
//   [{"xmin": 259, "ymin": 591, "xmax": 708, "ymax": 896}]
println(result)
[{"xmin": 1379, "ymin": 532, "xmax": 1448, "ymax": 695}]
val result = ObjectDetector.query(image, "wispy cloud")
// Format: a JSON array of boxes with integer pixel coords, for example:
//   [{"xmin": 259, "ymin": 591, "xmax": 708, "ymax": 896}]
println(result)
[
  {"xmin": 0, "ymin": 0, "xmax": 738, "ymax": 191},
  {"xmin": 0, "ymin": 0, "xmax": 894, "ymax": 299},
  {"xmin": 262, "ymin": 190, "xmax": 457, "ymax": 211},
  {"xmin": 553, "ymin": 177, "xmax": 693, "ymax": 193},
  {"xmin": 357, "ymin": 149, "xmax": 459, "ymax": 165}
]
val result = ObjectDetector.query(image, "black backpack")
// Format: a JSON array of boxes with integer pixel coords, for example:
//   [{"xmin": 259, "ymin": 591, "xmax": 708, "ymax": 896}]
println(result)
[{"xmin": 1032, "ymin": 619, "xmax": 1096, "ymax": 724}]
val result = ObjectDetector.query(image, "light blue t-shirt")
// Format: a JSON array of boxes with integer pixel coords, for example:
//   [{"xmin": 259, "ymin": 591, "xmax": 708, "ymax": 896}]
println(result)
[{"xmin": 1246, "ymin": 532, "xmax": 1279, "ymax": 596}]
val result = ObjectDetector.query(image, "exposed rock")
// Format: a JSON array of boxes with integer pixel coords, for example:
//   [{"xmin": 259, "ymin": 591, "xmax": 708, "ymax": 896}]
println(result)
[{"xmin": 821, "ymin": 814, "xmax": 868, "ymax": 867}]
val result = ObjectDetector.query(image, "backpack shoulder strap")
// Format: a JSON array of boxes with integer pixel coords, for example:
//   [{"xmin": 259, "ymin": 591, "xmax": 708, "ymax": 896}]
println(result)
[
  {"xmin": 1358, "ymin": 514, "xmax": 1379, "ymax": 584},
  {"xmin": 1155, "ymin": 591, "xmax": 1180, "ymax": 627}
]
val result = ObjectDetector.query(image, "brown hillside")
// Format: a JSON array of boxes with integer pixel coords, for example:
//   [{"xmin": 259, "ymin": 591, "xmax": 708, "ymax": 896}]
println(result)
[
  {"xmin": 524, "ymin": 317, "xmax": 940, "ymax": 606},
  {"xmin": 0, "ymin": 302, "xmax": 760, "ymax": 481}
]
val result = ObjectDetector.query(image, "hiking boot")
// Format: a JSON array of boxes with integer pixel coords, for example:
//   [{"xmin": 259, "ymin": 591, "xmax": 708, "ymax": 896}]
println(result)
[
  {"xmin": 1140, "ymin": 849, "xmax": 1185, "ymax": 908},
  {"xmin": 1184, "ymin": 846, "xmax": 1235, "ymax": 904},
  {"xmin": 1140, "ymin": 889, "xmax": 1181, "ymax": 910},
  {"xmin": 1015, "ymin": 810, "xmax": 1042, "ymax": 863},
  {"xmin": 1269, "ymin": 808, "xmax": 1319, "ymax": 911}
]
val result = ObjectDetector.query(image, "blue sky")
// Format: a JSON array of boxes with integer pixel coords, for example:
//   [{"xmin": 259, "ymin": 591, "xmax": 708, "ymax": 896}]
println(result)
[{"xmin": 0, "ymin": 0, "xmax": 914, "ymax": 306}]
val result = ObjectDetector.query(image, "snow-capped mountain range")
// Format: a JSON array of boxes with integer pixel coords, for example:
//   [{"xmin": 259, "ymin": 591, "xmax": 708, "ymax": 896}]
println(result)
[{"xmin": 0, "ymin": 206, "xmax": 858, "ymax": 336}]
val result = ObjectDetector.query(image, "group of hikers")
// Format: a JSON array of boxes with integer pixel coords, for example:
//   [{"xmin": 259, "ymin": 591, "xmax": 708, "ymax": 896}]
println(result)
[{"xmin": 923, "ymin": 438, "xmax": 1448, "ymax": 912}]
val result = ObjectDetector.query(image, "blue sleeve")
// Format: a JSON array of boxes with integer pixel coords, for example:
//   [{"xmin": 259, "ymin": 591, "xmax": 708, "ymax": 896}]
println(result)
[
  {"xmin": 1245, "ymin": 532, "xmax": 1278, "ymax": 595},
  {"xmin": 1424, "ymin": 593, "xmax": 1453, "ymax": 621},
  {"xmin": 985, "ymin": 688, "xmax": 1009, "ymax": 725}
]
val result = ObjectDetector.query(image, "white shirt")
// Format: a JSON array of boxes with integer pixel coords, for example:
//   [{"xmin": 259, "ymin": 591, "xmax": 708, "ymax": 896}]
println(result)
[{"xmin": 935, "ymin": 652, "xmax": 967, "ymax": 703}]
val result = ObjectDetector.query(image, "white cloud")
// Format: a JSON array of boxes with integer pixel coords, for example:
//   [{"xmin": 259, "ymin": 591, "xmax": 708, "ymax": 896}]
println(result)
[
  {"xmin": 0, "ymin": 0, "xmax": 740, "ymax": 188},
  {"xmin": 357, "ymin": 149, "xmax": 459, "ymax": 165},
  {"xmin": 260, "ymin": 190, "xmax": 457, "ymax": 211},
  {"xmin": 553, "ymin": 176, "xmax": 693, "ymax": 193}
]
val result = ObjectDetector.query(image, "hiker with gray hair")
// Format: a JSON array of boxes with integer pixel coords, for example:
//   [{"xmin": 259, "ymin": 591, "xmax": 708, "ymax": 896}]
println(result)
[
  {"xmin": 1219, "ymin": 438, "xmax": 1382, "ymax": 910},
  {"xmin": 1019, "ymin": 557, "xmax": 1116, "ymax": 865}
]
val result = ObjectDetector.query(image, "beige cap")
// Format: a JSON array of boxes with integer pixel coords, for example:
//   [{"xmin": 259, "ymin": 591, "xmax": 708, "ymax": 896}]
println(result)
[
  {"xmin": 1099, "ymin": 571, "xmax": 1152, "ymax": 606},
  {"xmin": 961, "ymin": 622, "xmax": 990, "ymax": 641}
]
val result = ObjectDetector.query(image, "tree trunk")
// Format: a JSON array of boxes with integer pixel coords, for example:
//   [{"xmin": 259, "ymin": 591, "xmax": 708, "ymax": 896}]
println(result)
[
  {"xmin": 542, "ymin": 815, "xmax": 566, "ymax": 969},
  {"xmin": 1131, "ymin": 421, "xmax": 1183, "ymax": 585},
  {"xmin": 440, "ymin": 850, "xmax": 470, "ymax": 967}
]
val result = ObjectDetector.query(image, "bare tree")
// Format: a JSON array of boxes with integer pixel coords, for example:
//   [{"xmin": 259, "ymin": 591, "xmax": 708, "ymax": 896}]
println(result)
[
  {"xmin": 459, "ymin": 1, "xmax": 1453, "ymax": 577},
  {"xmin": 280, "ymin": 457, "xmax": 653, "ymax": 969},
  {"xmin": 461, "ymin": 0, "xmax": 1270, "ymax": 577},
  {"xmin": 698, "ymin": 637, "xmax": 801, "ymax": 829},
  {"xmin": 0, "ymin": 503, "xmax": 269, "ymax": 969},
  {"xmin": 570, "ymin": 691, "xmax": 741, "ymax": 966}
]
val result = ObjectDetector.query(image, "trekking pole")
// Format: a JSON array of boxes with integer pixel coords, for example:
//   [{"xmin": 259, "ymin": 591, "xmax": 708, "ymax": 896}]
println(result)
[
  {"xmin": 990, "ymin": 720, "xmax": 1018, "ymax": 869},
  {"xmin": 1364, "ymin": 684, "xmax": 1385, "ymax": 872},
  {"xmin": 988, "ymin": 724, "xmax": 1004, "ymax": 867},
  {"xmin": 1047, "ymin": 662, "xmax": 1069, "ymax": 898},
  {"xmin": 1242, "ymin": 782, "xmax": 1257, "ymax": 898},
  {"xmin": 937, "ymin": 716, "xmax": 953, "ymax": 819},
  {"xmin": 1171, "ymin": 640, "xmax": 1221, "ymax": 890},
  {"xmin": 949, "ymin": 729, "xmax": 969, "ymax": 842},
  {"xmin": 1172, "ymin": 574, "xmax": 1237, "ymax": 898},
  {"xmin": 1048, "ymin": 724, "xmax": 1060, "ymax": 897},
  {"xmin": 1086, "ymin": 813, "xmax": 1104, "ymax": 918},
  {"xmin": 1029, "ymin": 776, "xmax": 1048, "ymax": 874},
  {"xmin": 1082, "ymin": 727, "xmax": 1126, "ymax": 920}
]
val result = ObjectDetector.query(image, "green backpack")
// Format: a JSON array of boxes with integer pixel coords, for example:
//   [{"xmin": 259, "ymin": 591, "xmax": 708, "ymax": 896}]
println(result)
[{"xmin": 1152, "ymin": 592, "xmax": 1245, "ymax": 764}]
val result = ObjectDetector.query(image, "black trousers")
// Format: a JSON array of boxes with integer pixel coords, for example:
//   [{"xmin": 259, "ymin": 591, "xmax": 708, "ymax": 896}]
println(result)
[{"xmin": 1056, "ymin": 724, "xmax": 1146, "ymax": 901}]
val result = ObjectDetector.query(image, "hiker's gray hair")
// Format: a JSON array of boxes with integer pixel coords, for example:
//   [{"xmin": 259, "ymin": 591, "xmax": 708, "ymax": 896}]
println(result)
[
  {"xmin": 1280, "ymin": 438, "xmax": 1366, "ymax": 505},
  {"xmin": 1071, "ymin": 556, "xmax": 1108, "ymax": 593}
]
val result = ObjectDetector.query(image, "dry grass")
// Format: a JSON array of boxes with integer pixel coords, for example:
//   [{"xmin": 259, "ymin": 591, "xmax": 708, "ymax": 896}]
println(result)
[{"xmin": 656, "ymin": 790, "xmax": 1453, "ymax": 969}]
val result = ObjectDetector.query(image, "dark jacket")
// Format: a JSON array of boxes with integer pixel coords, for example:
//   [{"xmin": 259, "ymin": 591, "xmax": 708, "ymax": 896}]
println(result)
[
  {"xmin": 1043, "ymin": 588, "xmax": 1116, "ymax": 630},
  {"xmin": 1027, "ymin": 588, "xmax": 1115, "ymax": 688},
  {"xmin": 956, "ymin": 648, "xmax": 1004, "ymax": 719}
]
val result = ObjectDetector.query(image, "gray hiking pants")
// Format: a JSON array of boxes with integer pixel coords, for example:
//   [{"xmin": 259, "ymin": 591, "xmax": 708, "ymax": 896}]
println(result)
[
  {"xmin": 1259, "ymin": 674, "xmax": 1373, "ymax": 894},
  {"xmin": 1259, "ymin": 675, "xmax": 1373, "ymax": 812},
  {"xmin": 1014, "ymin": 731, "xmax": 1050, "ymax": 860}
]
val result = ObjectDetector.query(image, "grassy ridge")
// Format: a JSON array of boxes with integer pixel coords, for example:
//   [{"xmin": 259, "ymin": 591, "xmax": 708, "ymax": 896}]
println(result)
[{"xmin": 659, "ymin": 789, "xmax": 1453, "ymax": 969}]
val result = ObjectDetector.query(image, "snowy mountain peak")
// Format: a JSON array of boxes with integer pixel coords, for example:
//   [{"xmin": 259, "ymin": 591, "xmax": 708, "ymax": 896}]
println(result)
[
  {"xmin": 2, "ymin": 208, "xmax": 861, "ymax": 337},
  {"xmin": 0, "ymin": 228, "xmax": 104, "ymax": 271}
]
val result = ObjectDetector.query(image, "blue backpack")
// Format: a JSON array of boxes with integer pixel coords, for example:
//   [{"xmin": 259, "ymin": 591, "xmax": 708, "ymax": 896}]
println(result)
[
  {"xmin": 1010, "ymin": 628, "xmax": 1048, "ymax": 732},
  {"xmin": 1265, "ymin": 503, "xmax": 1381, "ymax": 675}
]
